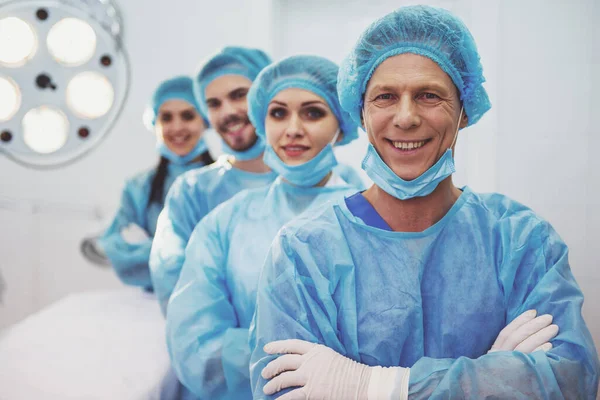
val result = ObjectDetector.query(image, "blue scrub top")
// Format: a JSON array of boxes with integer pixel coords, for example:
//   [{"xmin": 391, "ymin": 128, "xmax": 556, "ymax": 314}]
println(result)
[{"xmin": 344, "ymin": 192, "xmax": 392, "ymax": 231}]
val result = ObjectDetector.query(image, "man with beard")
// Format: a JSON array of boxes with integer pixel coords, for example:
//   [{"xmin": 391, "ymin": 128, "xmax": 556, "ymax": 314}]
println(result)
[{"xmin": 149, "ymin": 47, "xmax": 277, "ymax": 316}]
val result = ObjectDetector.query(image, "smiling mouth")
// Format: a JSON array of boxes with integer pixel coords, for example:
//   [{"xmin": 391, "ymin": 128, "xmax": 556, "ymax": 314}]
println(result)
[
  {"xmin": 226, "ymin": 122, "xmax": 246, "ymax": 133},
  {"xmin": 282, "ymin": 144, "xmax": 310, "ymax": 157},
  {"xmin": 387, "ymin": 138, "xmax": 431, "ymax": 151},
  {"xmin": 220, "ymin": 118, "xmax": 252, "ymax": 138},
  {"xmin": 166, "ymin": 134, "xmax": 191, "ymax": 146}
]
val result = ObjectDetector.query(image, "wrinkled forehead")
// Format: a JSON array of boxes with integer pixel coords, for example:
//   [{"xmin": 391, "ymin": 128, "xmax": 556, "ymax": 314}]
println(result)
[
  {"xmin": 204, "ymin": 74, "xmax": 253, "ymax": 99},
  {"xmin": 365, "ymin": 53, "xmax": 458, "ymax": 97}
]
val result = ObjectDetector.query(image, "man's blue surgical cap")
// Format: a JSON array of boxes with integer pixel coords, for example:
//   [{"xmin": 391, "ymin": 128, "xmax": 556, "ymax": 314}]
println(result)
[
  {"xmin": 338, "ymin": 5, "xmax": 491, "ymax": 127},
  {"xmin": 194, "ymin": 46, "xmax": 272, "ymax": 117}
]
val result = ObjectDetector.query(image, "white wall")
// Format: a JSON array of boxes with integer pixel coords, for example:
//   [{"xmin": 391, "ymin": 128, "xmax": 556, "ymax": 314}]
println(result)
[
  {"xmin": 1, "ymin": 0, "xmax": 599, "ymax": 355},
  {"xmin": 495, "ymin": 0, "xmax": 600, "ymax": 344}
]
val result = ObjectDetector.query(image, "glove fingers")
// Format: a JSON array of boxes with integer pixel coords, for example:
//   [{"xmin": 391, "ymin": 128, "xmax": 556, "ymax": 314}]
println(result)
[
  {"xmin": 533, "ymin": 342, "xmax": 553, "ymax": 353},
  {"xmin": 489, "ymin": 310, "xmax": 537, "ymax": 350},
  {"xmin": 278, "ymin": 388, "xmax": 307, "ymax": 400},
  {"xmin": 504, "ymin": 314, "xmax": 553, "ymax": 350},
  {"xmin": 262, "ymin": 354, "xmax": 304, "ymax": 379},
  {"xmin": 121, "ymin": 224, "xmax": 149, "ymax": 244},
  {"xmin": 264, "ymin": 339, "xmax": 317, "ymax": 355},
  {"xmin": 263, "ymin": 370, "xmax": 306, "ymax": 396},
  {"xmin": 514, "ymin": 324, "xmax": 559, "ymax": 353}
]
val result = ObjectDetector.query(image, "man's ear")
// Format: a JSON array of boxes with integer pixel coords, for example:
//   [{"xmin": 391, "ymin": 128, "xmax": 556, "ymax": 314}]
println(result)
[{"xmin": 460, "ymin": 109, "xmax": 469, "ymax": 129}]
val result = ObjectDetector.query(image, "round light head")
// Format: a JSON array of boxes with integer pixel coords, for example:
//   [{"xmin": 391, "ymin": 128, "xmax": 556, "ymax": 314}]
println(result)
[
  {"xmin": 0, "ymin": 17, "xmax": 38, "ymax": 67},
  {"xmin": 47, "ymin": 17, "xmax": 97, "ymax": 66},
  {"xmin": 66, "ymin": 71, "xmax": 114, "ymax": 119},
  {"xmin": 0, "ymin": 76, "xmax": 21, "ymax": 121},
  {"xmin": 22, "ymin": 106, "xmax": 69, "ymax": 154}
]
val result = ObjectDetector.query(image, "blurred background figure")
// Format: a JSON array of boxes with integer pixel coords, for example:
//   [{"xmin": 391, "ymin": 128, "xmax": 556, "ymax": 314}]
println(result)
[
  {"xmin": 150, "ymin": 46, "xmax": 277, "ymax": 315},
  {"xmin": 98, "ymin": 75, "xmax": 213, "ymax": 290}
]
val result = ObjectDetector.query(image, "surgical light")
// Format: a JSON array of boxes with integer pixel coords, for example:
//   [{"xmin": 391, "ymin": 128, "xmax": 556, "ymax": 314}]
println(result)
[{"xmin": 0, "ymin": 0, "xmax": 129, "ymax": 168}]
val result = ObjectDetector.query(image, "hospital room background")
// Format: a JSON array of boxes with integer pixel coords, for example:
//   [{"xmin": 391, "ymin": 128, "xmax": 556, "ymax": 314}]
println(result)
[{"xmin": 1, "ymin": 0, "xmax": 599, "ymax": 396}]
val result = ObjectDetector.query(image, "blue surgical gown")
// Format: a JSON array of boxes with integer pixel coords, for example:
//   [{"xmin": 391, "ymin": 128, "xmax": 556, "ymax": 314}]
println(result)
[
  {"xmin": 166, "ymin": 176, "xmax": 359, "ymax": 399},
  {"xmin": 150, "ymin": 156, "xmax": 278, "ymax": 315},
  {"xmin": 98, "ymin": 161, "xmax": 205, "ymax": 289},
  {"xmin": 149, "ymin": 159, "xmax": 361, "ymax": 315},
  {"xmin": 249, "ymin": 186, "xmax": 600, "ymax": 399}
]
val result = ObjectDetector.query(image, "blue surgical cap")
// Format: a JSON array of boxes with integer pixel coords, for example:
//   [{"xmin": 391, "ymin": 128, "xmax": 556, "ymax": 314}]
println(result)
[
  {"xmin": 247, "ymin": 55, "xmax": 358, "ymax": 146},
  {"xmin": 151, "ymin": 76, "xmax": 208, "ymax": 126},
  {"xmin": 338, "ymin": 5, "xmax": 491, "ymax": 127},
  {"xmin": 194, "ymin": 46, "xmax": 272, "ymax": 117}
]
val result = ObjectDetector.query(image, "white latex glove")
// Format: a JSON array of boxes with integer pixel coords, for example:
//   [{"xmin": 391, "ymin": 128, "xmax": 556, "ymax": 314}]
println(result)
[
  {"xmin": 262, "ymin": 339, "xmax": 409, "ymax": 400},
  {"xmin": 120, "ymin": 223, "xmax": 150, "ymax": 245},
  {"xmin": 488, "ymin": 309, "xmax": 559, "ymax": 353}
]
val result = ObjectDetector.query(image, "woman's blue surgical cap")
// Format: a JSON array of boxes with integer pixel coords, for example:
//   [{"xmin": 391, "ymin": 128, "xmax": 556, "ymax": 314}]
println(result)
[
  {"xmin": 338, "ymin": 5, "xmax": 491, "ymax": 127},
  {"xmin": 151, "ymin": 75, "xmax": 208, "ymax": 126},
  {"xmin": 194, "ymin": 46, "xmax": 272, "ymax": 117},
  {"xmin": 247, "ymin": 55, "xmax": 359, "ymax": 146}
]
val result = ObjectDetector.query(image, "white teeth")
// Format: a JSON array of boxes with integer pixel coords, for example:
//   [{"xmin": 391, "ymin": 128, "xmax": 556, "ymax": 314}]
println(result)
[
  {"xmin": 228, "ymin": 123, "xmax": 244, "ymax": 132},
  {"xmin": 392, "ymin": 140, "xmax": 426, "ymax": 150}
]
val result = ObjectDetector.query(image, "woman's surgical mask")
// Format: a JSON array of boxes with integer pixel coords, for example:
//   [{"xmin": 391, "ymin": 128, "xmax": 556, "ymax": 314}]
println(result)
[
  {"xmin": 263, "ymin": 129, "xmax": 340, "ymax": 187},
  {"xmin": 157, "ymin": 139, "xmax": 208, "ymax": 165}
]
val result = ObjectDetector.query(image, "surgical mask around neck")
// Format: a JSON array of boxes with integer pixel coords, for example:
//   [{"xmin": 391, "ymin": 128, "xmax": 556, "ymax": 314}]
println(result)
[
  {"xmin": 263, "ymin": 128, "xmax": 340, "ymax": 187},
  {"xmin": 157, "ymin": 138, "xmax": 208, "ymax": 165},
  {"xmin": 361, "ymin": 108, "xmax": 463, "ymax": 200}
]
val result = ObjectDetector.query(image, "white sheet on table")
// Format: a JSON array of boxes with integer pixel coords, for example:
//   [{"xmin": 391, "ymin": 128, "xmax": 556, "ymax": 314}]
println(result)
[{"xmin": 0, "ymin": 289, "xmax": 178, "ymax": 400}]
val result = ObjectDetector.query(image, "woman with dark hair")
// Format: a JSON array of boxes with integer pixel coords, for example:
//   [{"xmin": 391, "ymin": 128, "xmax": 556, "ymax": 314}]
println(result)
[{"xmin": 99, "ymin": 76, "xmax": 213, "ymax": 291}]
